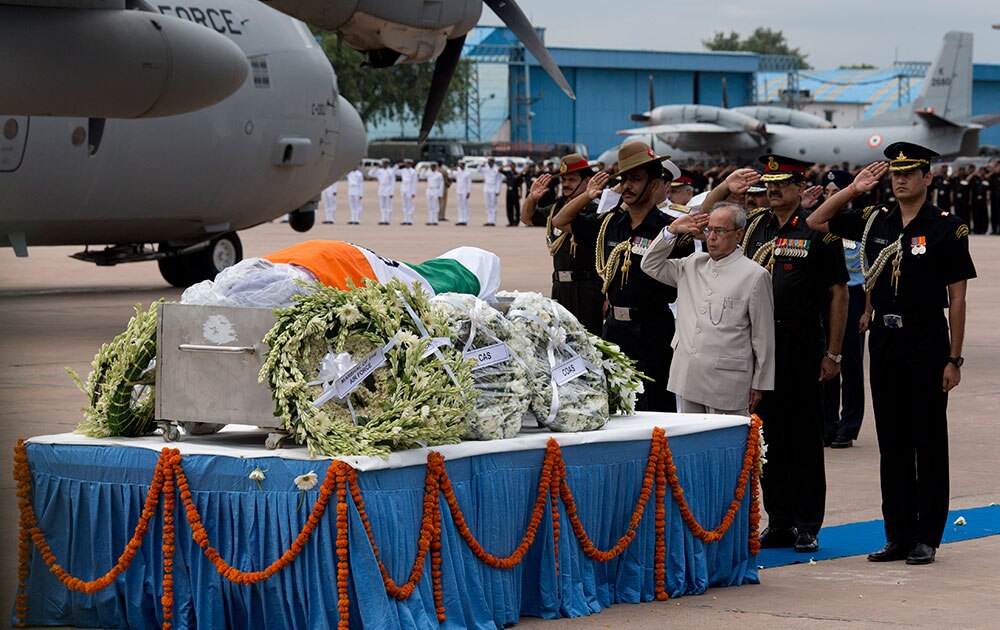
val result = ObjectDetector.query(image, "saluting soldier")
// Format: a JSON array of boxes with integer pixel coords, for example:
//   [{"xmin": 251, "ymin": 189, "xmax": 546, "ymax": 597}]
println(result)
[
  {"xmin": 707, "ymin": 155, "xmax": 849, "ymax": 554},
  {"xmin": 808, "ymin": 142, "xmax": 976, "ymax": 565},
  {"xmin": 521, "ymin": 154, "xmax": 604, "ymax": 335},
  {"xmin": 552, "ymin": 141, "xmax": 693, "ymax": 411}
]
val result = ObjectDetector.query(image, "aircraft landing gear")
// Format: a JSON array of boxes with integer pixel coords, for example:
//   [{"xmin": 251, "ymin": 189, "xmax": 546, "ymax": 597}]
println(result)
[
  {"xmin": 288, "ymin": 208, "xmax": 315, "ymax": 232},
  {"xmin": 158, "ymin": 232, "xmax": 243, "ymax": 288}
]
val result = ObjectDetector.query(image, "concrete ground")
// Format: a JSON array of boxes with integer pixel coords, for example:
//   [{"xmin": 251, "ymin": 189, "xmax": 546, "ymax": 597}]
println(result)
[{"xmin": 1, "ymin": 181, "xmax": 999, "ymax": 628}]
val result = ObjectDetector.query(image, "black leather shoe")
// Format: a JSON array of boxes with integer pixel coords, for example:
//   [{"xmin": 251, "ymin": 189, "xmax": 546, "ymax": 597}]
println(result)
[
  {"xmin": 794, "ymin": 531, "xmax": 819, "ymax": 553},
  {"xmin": 905, "ymin": 543, "xmax": 936, "ymax": 565},
  {"xmin": 758, "ymin": 526, "xmax": 797, "ymax": 548},
  {"xmin": 868, "ymin": 542, "xmax": 911, "ymax": 562},
  {"xmin": 830, "ymin": 439, "xmax": 853, "ymax": 449}
]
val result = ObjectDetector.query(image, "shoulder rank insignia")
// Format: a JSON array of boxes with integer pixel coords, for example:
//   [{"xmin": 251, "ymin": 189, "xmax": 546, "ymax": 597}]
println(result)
[
  {"xmin": 956, "ymin": 224, "xmax": 970, "ymax": 239},
  {"xmin": 747, "ymin": 206, "xmax": 768, "ymax": 220},
  {"xmin": 822, "ymin": 233, "xmax": 840, "ymax": 244},
  {"xmin": 941, "ymin": 211, "xmax": 949, "ymax": 217},
  {"xmin": 861, "ymin": 205, "xmax": 877, "ymax": 219}
]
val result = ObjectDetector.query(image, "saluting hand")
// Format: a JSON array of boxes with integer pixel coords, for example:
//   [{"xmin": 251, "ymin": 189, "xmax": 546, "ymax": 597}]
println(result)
[
  {"xmin": 724, "ymin": 168, "xmax": 761, "ymax": 195},
  {"xmin": 528, "ymin": 174, "xmax": 551, "ymax": 201},
  {"xmin": 853, "ymin": 161, "xmax": 889, "ymax": 193},
  {"xmin": 667, "ymin": 212, "xmax": 708, "ymax": 237},
  {"xmin": 587, "ymin": 171, "xmax": 611, "ymax": 200},
  {"xmin": 802, "ymin": 185, "xmax": 824, "ymax": 209}
]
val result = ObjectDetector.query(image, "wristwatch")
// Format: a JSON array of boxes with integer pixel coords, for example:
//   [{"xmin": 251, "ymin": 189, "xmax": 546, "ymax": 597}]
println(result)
[
  {"xmin": 947, "ymin": 356, "xmax": 965, "ymax": 368},
  {"xmin": 824, "ymin": 351, "xmax": 842, "ymax": 364}
]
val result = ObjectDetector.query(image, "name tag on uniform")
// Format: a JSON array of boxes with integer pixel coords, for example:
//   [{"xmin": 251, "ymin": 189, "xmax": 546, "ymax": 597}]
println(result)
[
  {"xmin": 557, "ymin": 271, "xmax": 573, "ymax": 282},
  {"xmin": 612, "ymin": 306, "xmax": 632, "ymax": 321}
]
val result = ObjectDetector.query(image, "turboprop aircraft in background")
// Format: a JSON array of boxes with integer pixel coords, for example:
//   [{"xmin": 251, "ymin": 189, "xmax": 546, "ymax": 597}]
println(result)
[
  {"xmin": 615, "ymin": 31, "xmax": 1000, "ymax": 166},
  {"xmin": 0, "ymin": 0, "xmax": 574, "ymax": 287},
  {"xmin": 0, "ymin": 0, "xmax": 367, "ymax": 287}
]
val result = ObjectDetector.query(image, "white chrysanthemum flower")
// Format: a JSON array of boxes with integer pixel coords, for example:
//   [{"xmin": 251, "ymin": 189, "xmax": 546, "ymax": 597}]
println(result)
[
  {"xmin": 249, "ymin": 467, "xmax": 266, "ymax": 482},
  {"xmin": 953, "ymin": 516, "xmax": 967, "ymax": 526},
  {"xmin": 335, "ymin": 302, "xmax": 363, "ymax": 326},
  {"xmin": 294, "ymin": 471, "xmax": 319, "ymax": 491}
]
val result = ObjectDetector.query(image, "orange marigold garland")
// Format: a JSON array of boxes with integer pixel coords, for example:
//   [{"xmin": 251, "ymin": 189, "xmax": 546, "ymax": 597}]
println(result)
[
  {"xmin": 659, "ymin": 417, "xmax": 759, "ymax": 544},
  {"xmin": 12, "ymin": 418, "xmax": 762, "ymax": 625},
  {"xmin": 14, "ymin": 441, "xmax": 167, "ymax": 609},
  {"xmin": 438, "ymin": 442, "xmax": 557, "ymax": 569},
  {"xmin": 161, "ymin": 451, "xmax": 178, "ymax": 630},
  {"xmin": 335, "ymin": 467, "xmax": 350, "ymax": 630},
  {"xmin": 748, "ymin": 415, "xmax": 763, "ymax": 555},
  {"xmin": 653, "ymin": 429, "xmax": 669, "ymax": 601},
  {"xmin": 556, "ymin": 436, "xmax": 658, "ymax": 563}
]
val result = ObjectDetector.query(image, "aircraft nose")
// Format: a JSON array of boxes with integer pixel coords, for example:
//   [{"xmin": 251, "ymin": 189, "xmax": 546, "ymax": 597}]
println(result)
[{"xmin": 329, "ymin": 95, "xmax": 367, "ymax": 180}]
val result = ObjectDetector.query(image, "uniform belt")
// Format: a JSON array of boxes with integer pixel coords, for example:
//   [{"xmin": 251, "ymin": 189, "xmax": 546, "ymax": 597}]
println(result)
[
  {"xmin": 553, "ymin": 270, "xmax": 599, "ymax": 283},
  {"xmin": 608, "ymin": 304, "xmax": 669, "ymax": 322},
  {"xmin": 872, "ymin": 311, "xmax": 945, "ymax": 329}
]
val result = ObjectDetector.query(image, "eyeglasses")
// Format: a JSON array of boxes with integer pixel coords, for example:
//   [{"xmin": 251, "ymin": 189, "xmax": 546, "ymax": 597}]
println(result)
[{"xmin": 703, "ymin": 226, "xmax": 739, "ymax": 236}]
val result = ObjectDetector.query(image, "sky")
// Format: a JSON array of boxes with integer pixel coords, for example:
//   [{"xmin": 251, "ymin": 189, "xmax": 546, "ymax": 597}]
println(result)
[{"xmin": 511, "ymin": 1, "xmax": 1000, "ymax": 69}]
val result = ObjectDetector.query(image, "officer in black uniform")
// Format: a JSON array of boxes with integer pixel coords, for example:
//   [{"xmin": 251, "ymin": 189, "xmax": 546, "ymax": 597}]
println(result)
[
  {"xmin": 970, "ymin": 167, "xmax": 989, "ymax": 234},
  {"xmin": 807, "ymin": 142, "xmax": 976, "ymax": 565},
  {"xmin": 931, "ymin": 165, "xmax": 952, "ymax": 213},
  {"xmin": 552, "ymin": 140, "xmax": 693, "ymax": 411},
  {"xmin": 990, "ymin": 162, "xmax": 1000, "ymax": 235},
  {"xmin": 951, "ymin": 165, "xmax": 971, "ymax": 225},
  {"xmin": 712, "ymin": 155, "xmax": 849, "ymax": 554},
  {"xmin": 520, "ymin": 154, "xmax": 604, "ymax": 335}
]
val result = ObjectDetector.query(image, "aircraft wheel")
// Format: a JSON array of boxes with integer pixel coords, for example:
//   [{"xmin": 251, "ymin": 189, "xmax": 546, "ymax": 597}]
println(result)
[
  {"xmin": 288, "ymin": 209, "xmax": 315, "ymax": 233},
  {"xmin": 158, "ymin": 233, "xmax": 243, "ymax": 288},
  {"xmin": 158, "ymin": 252, "xmax": 197, "ymax": 288}
]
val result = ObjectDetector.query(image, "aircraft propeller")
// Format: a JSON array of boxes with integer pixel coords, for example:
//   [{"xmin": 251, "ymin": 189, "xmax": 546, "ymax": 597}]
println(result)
[{"xmin": 419, "ymin": 0, "xmax": 577, "ymax": 143}]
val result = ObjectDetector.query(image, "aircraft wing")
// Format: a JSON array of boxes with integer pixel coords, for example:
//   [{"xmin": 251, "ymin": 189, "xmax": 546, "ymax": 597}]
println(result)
[
  {"xmin": 616, "ymin": 123, "xmax": 747, "ymax": 136},
  {"xmin": 970, "ymin": 112, "xmax": 1000, "ymax": 128}
]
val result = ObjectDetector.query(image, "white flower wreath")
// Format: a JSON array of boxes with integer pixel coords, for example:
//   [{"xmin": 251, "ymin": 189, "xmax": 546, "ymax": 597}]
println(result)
[
  {"xmin": 499, "ymin": 291, "xmax": 609, "ymax": 433},
  {"xmin": 260, "ymin": 279, "xmax": 475, "ymax": 457},
  {"xmin": 430, "ymin": 293, "xmax": 531, "ymax": 440}
]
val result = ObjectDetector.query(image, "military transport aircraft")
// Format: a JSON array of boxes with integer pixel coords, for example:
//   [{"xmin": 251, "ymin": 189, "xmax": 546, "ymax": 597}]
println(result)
[
  {"xmin": 0, "ymin": 0, "xmax": 573, "ymax": 287},
  {"xmin": 615, "ymin": 31, "xmax": 1000, "ymax": 166}
]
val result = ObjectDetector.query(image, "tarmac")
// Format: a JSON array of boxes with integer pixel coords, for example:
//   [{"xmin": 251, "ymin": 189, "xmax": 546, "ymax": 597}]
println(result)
[{"xmin": 1, "ymin": 182, "xmax": 999, "ymax": 628}]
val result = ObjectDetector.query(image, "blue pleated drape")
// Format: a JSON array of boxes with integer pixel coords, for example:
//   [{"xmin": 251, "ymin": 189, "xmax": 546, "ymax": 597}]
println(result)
[{"xmin": 17, "ymin": 426, "xmax": 758, "ymax": 628}]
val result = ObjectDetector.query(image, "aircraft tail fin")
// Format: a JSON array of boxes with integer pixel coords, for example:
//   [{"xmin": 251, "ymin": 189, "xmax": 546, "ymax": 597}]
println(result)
[{"xmin": 912, "ymin": 31, "xmax": 973, "ymax": 122}]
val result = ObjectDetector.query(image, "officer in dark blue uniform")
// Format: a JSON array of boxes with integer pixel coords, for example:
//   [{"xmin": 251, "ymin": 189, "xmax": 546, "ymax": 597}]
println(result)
[
  {"xmin": 737, "ymin": 154, "xmax": 849, "ymax": 554},
  {"xmin": 807, "ymin": 142, "xmax": 977, "ymax": 565},
  {"xmin": 552, "ymin": 140, "xmax": 693, "ymax": 412}
]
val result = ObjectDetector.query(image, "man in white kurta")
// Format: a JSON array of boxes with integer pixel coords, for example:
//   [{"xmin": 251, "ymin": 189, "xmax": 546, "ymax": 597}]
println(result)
[
  {"xmin": 480, "ymin": 158, "xmax": 501, "ymax": 225},
  {"xmin": 398, "ymin": 160, "xmax": 418, "ymax": 225},
  {"xmin": 368, "ymin": 159, "xmax": 395, "ymax": 224},
  {"xmin": 425, "ymin": 163, "xmax": 445, "ymax": 225},
  {"xmin": 346, "ymin": 167, "xmax": 364, "ymax": 224},
  {"xmin": 321, "ymin": 180, "xmax": 338, "ymax": 224},
  {"xmin": 453, "ymin": 163, "xmax": 472, "ymax": 225},
  {"xmin": 641, "ymin": 203, "xmax": 775, "ymax": 415}
]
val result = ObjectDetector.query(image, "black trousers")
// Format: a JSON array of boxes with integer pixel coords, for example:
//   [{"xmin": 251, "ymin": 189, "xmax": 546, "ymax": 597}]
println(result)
[
  {"xmin": 823, "ymin": 284, "xmax": 866, "ymax": 442},
  {"xmin": 757, "ymin": 326, "xmax": 826, "ymax": 535},
  {"xmin": 506, "ymin": 194, "xmax": 520, "ymax": 226},
  {"xmin": 603, "ymin": 311, "xmax": 676, "ymax": 412},
  {"xmin": 991, "ymin": 193, "xmax": 1000, "ymax": 234},
  {"xmin": 971, "ymin": 200, "xmax": 988, "ymax": 234},
  {"xmin": 869, "ymin": 320, "xmax": 951, "ymax": 547},
  {"xmin": 552, "ymin": 279, "xmax": 604, "ymax": 336}
]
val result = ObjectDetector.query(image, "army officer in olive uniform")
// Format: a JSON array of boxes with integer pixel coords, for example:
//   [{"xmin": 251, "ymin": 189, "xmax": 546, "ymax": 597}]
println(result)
[
  {"xmin": 521, "ymin": 154, "xmax": 603, "ymax": 335},
  {"xmin": 552, "ymin": 141, "xmax": 694, "ymax": 412}
]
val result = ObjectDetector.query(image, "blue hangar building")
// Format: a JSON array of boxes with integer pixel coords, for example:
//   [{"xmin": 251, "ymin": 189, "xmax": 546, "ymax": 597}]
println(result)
[{"xmin": 365, "ymin": 26, "xmax": 1000, "ymax": 158}]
